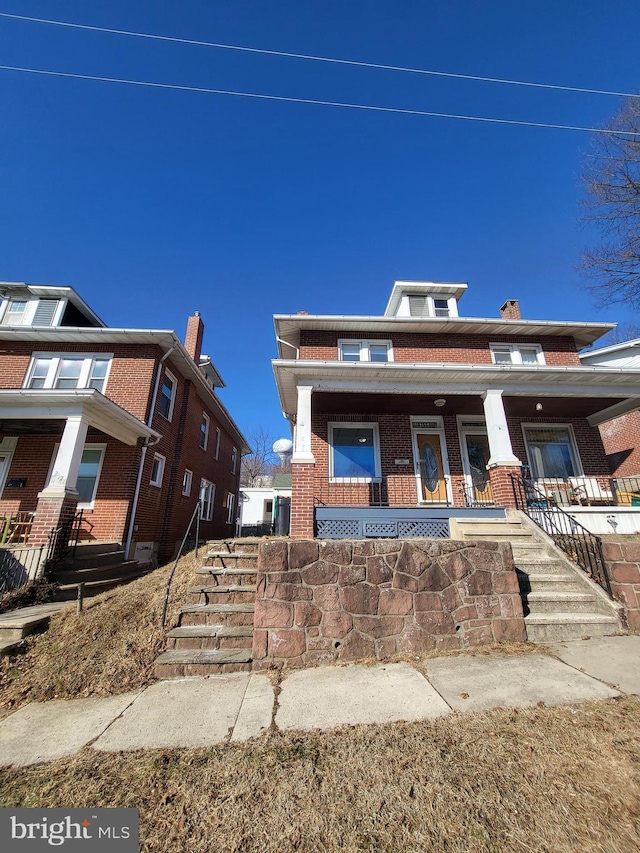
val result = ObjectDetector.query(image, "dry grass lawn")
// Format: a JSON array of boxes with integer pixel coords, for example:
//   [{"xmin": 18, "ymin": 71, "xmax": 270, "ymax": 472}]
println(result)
[
  {"xmin": 0, "ymin": 550, "xmax": 199, "ymax": 712},
  {"xmin": 1, "ymin": 697, "xmax": 639, "ymax": 852}
]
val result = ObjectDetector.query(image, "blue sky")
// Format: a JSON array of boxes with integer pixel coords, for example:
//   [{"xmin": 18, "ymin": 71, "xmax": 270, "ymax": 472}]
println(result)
[{"xmin": 1, "ymin": 1, "xmax": 639, "ymax": 446}]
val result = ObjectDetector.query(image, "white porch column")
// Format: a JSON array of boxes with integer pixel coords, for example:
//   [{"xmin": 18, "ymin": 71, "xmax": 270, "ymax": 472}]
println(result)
[
  {"xmin": 482, "ymin": 390, "xmax": 521, "ymax": 467},
  {"xmin": 291, "ymin": 385, "xmax": 315, "ymax": 463},
  {"xmin": 39, "ymin": 414, "xmax": 90, "ymax": 498}
]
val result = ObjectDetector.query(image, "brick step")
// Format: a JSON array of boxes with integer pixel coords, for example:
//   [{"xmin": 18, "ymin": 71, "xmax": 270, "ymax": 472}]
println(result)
[
  {"xmin": 525, "ymin": 591, "xmax": 609, "ymax": 615},
  {"xmin": 166, "ymin": 624, "xmax": 253, "ymax": 651},
  {"xmin": 186, "ymin": 585, "xmax": 256, "ymax": 606},
  {"xmin": 54, "ymin": 561, "xmax": 140, "ymax": 584},
  {"xmin": 195, "ymin": 568, "xmax": 258, "ymax": 585},
  {"xmin": 178, "ymin": 603, "xmax": 255, "ymax": 627},
  {"xmin": 154, "ymin": 648, "xmax": 252, "ymax": 679},
  {"xmin": 525, "ymin": 612, "xmax": 620, "ymax": 642}
]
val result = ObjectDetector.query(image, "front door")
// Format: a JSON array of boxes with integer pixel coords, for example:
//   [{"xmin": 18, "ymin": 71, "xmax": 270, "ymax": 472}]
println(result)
[
  {"xmin": 411, "ymin": 419, "xmax": 450, "ymax": 503},
  {"xmin": 459, "ymin": 420, "xmax": 494, "ymax": 505}
]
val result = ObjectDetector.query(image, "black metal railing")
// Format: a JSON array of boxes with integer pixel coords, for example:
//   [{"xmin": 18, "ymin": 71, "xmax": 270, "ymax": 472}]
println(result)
[
  {"xmin": 314, "ymin": 478, "xmax": 389, "ymax": 507},
  {"xmin": 45, "ymin": 510, "xmax": 85, "ymax": 571},
  {"xmin": 520, "ymin": 466, "xmax": 640, "ymax": 508},
  {"xmin": 0, "ymin": 545, "xmax": 46, "ymax": 594},
  {"xmin": 459, "ymin": 480, "xmax": 495, "ymax": 507},
  {"xmin": 510, "ymin": 473, "xmax": 612, "ymax": 596}
]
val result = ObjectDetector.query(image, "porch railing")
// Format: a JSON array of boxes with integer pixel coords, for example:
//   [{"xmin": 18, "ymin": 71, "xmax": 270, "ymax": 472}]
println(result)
[
  {"xmin": 0, "ymin": 545, "xmax": 46, "ymax": 594},
  {"xmin": 460, "ymin": 480, "xmax": 495, "ymax": 507},
  {"xmin": 45, "ymin": 510, "xmax": 85, "ymax": 571},
  {"xmin": 510, "ymin": 473, "xmax": 612, "ymax": 597},
  {"xmin": 314, "ymin": 478, "xmax": 389, "ymax": 507},
  {"xmin": 522, "ymin": 468, "xmax": 640, "ymax": 508}
]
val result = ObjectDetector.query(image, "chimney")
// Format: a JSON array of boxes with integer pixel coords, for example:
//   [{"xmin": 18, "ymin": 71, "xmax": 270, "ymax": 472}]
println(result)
[
  {"xmin": 185, "ymin": 311, "xmax": 204, "ymax": 362},
  {"xmin": 500, "ymin": 299, "xmax": 522, "ymax": 320}
]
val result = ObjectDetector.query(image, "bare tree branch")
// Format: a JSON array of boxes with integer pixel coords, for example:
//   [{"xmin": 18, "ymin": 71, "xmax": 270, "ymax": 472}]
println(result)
[
  {"xmin": 240, "ymin": 426, "xmax": 290, "ymax": 487},
  {"xmin": 581, "ymin": 97, "xmax": 640, "ymax": 307}
]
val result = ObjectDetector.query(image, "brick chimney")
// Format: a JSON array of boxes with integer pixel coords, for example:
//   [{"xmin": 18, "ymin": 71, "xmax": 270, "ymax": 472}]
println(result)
[
  {"xmin": 184, "ymin": 311, "xmax": 204, "ymax": 362},
  {"xmin": 499, "ymin": 299, "xmax": 522, "ymax": 320}
]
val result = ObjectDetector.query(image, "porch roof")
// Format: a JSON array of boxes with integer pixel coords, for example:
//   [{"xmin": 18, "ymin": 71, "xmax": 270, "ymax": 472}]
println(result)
[
  {"xmin": 0, "ymin": 389, "xmax": 160, "ymax": 446},
  {"xmin": 272, "ymin": 360, "xmax": 640, "ymax": 425}
]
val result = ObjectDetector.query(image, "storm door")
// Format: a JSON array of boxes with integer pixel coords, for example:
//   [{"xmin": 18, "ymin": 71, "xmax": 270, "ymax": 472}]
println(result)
[{"xmin": 458, "ymin": 419, "xmax": 494, "ymax": 505}]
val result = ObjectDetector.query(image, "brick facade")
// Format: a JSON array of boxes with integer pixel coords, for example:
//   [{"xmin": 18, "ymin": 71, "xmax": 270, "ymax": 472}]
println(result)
[
  {"xmin": 601, "ymin": 541, "xmax": 640, "ymax": 632},
  {"xmin": 598, "ymin": 412, "xmax": 640, "ymax": 477}
]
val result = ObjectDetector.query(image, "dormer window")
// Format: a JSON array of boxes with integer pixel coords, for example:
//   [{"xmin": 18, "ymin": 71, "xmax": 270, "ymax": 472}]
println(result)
[
  {"xmin": 2, "ymin": 299, "xmax": 28, "ymax": 325},
  {"xmin": 1, "ymin": 296, "xmax": 64, "ymax": 327},
  {"xmin": 338, "ymin": 340, "xmax": 393, "ymax": 362},
  {"xmin": 408, "ymin": 295, "xmax": 455, "ymax": 318}
]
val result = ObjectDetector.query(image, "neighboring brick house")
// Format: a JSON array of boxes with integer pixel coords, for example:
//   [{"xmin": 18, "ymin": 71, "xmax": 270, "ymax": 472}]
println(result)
[
  {"xmin": 272, "ymin": 280, "xmax": 640, "ymax": 539},
  {"xmin": 579, "ymin": 339, "xmax": 640, "ymax": 478},
  {"xmin": 0, "ymin": 281, "xmax": 248, "ymax": 562}
]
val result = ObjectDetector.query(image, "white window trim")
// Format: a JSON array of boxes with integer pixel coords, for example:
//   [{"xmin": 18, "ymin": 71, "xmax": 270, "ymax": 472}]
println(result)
[
  {"xmin": 404, "ymin": 294, "xmax": 458, "ymax": 318},
  {"xmin": 46, "ymin": 442, "xmax": 106, "ymax": 509},
  {"xmin": 328, "ymin": 421, "xmax": 381, "ymax": 482},
  {"xmin": 200, "ymin": 478, "xmax": 215, "ymax": 521},
  {"xmin": 24, "ymin": 353, "xmax": 114, "ymax": 392},
  {"xmin": 338, "ymin": 339, "xmax": 394, "ymax": 362},
  {"xmin": 490, "ymin": 343, "xmax": 545, "ymax": 365},
  {"xmin": 226, "ymin": 492, "xmax": 235, "ymax": 524},
  {"xmin": 199, "ymin": 412, "xmax": 210, "ymax": 450},
  {"xmin": 214, "ymin": 427, "xmax": 221, "ymax": 460},
  {"xmin": 231, "ymin": 446, "xmax": 238, "ymax": 474},
  {"xmin": 182, "ymin": 468, "xmax": 193, "ymax": 497},
  {"xmin": 158, "ymin": 368, "xmax": 177, "ymax": 422},
  {"xmin": 150, "ymin": 453, "xmax": 166, "ymax": 487},
  {"xmin": 520, "ymin": 422, "xmax": 583, "ymax": 479}
]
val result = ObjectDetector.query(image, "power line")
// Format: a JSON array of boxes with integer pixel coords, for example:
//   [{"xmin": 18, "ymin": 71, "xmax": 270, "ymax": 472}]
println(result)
[
  {"xmin": 1, "ymin": 10, "xmax": 638, "ymax": 101},
  {"xmin": 1, "ymin": 63, "xmax": 638, "ymax": 136}
]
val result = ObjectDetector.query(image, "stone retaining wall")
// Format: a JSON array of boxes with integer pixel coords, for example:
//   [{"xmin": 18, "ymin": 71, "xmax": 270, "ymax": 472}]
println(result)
[
  {"xmin": 252, "ymin": 539, "xmax": 526, "ymax": 669},
  {"xmin": 601, "ymin": 542, "xmax": 640, "ymax": 632}
]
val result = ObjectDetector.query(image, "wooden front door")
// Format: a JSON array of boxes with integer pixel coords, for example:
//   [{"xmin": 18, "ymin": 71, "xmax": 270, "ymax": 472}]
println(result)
[{"xmin": 414, "ymin": 431, "xmax": 449, "ymax": 503}]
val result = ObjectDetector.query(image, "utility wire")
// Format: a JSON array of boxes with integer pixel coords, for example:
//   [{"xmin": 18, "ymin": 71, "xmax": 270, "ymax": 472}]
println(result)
[
  {"xmin": 1, "ymin": 10, "xmax": 638, "ymax": 100},
  {"xmin": 1, "ymin": 63, "xmax": 638, "ymax": 135}
]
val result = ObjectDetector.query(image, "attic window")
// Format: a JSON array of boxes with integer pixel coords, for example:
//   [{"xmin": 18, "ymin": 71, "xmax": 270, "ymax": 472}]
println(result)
[
  {"xmin": 32, "ymin": 299, "xmax": 59, "ymax": 326},
  {"xmin": 408, "ymin": 295, "xmax": 452, "ymax": 318},
  {"xmin": 1, "ymin": 299, "xmax": 28, "ymax": 325}
]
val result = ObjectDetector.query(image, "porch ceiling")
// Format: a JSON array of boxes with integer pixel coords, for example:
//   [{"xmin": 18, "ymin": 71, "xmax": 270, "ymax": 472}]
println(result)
[
  {"xmin": 0, "ymin": 390, "xmax": 160, "ymax": 446},
  {"xmin": 311, "ymin": 392, "xmax": 624, "ymax": 419}
]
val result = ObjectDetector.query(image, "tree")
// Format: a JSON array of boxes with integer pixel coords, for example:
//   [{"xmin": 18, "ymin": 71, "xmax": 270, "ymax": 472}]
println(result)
[
  {"xmin": 240, "ymin": 427, "xmax": 291, "ymax": 487},
  {"xmin": 581, "ymin": 97, "xmax": 640, "ymax": 307}
]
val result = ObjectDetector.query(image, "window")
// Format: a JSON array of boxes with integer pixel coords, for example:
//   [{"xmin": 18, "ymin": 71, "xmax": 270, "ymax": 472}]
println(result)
[
  {"xmin": 46, "ymin": 444, "xmax": 106, "ymax": 507},
  {"xmin": 231, "ymin": 446, "xmax": 238, "ymax": 474},
  {"xmin": 158, "ymin": 369, "xmax": 177, "ymax": 421},
  {"xmin": 214, "ymin": 427, "xmax": 221, "ymax": 460},
  {"xmin": 200, "ymin": 479, "xmax": 215, "ymax": 521},
  {"xmin": 226, "ymin": 492, "xmax": 235, "ymax": 524},
  {"xmin": 522, "ymin": 426, "xmax": 581, "ymax": 479},
  {"xmin": 199, "ymin": 413, "xmax": 210, "ymax": 450},
  {"xmin": 25, "ymin": 354, "xmax": 112, "ymax": 392},
  {"xmin": 338, "ymin": 340, "xmax": 393, "ymax": 362},
  {"xmin": 329, "ymin": 422, "xmax": 381, "ymax": 480},
  {"xmin": 1, "ymin": 299, "xmax": 28, "ymax": 325},
  {"xmin": 182, "ymin": 469, "xmax": 192, "ymax": 496},
  {"xmin": 150, "ymin": 453, "xmax": 165, "ymax": 487},
  {"xmin": 490, "ymin": 344, "xmax": 544, "ymax": 365},
  {"xmin": 408, "ymin": 295, "xmax": 453, "ymax": 318}
]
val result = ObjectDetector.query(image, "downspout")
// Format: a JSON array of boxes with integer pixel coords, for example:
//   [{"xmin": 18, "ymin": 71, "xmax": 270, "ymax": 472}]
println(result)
[
  {"xmin": 124, "ymin": 346, "xmax": 175, "ymax": 559},
  {"xmin": 276, "ymin": 337, "xmax": 299, "ymax": 359}
]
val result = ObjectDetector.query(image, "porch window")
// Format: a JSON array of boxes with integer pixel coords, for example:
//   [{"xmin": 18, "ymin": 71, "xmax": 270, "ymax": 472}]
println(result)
[
  {"xmin": 158, "ymin": 370, "xmax": 177, "ymax": 420},
  {"xmin": 25, "ymin": 354, "xmax": 112, "ymax": 392},
  {"xmin": 523, "ymin": 426, "xmax": 580, "ymax": 479},
  {"xmin": 338, "ymin": 340, "xmax": 392, "ymax": 363},
  {"xmin": 76, "ymin": 447, "xmax": 104, "ymax": 505},
  {"xmin": 329, "ymin": 423, "xmax": 381, "ymax": 480},
  {"xmin": 200, "ymin": 479, "xmax": 215, "ymax": 521},
  {"xmin": 490, "ymin": 344, "xmax": 544, "ymax": 365}
]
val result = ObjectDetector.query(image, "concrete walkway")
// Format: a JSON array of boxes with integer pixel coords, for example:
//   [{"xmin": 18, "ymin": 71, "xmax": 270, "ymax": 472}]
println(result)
[{"xmin": 1, "ymin": 636, "xmax": 638, "ymax": 768}]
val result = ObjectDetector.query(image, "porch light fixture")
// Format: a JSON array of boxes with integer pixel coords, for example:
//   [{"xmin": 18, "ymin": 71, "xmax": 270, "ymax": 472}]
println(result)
[
  {"xmin": 434, "ymin": 398, "xmax": 446, "ymax": 407},
  {"xmin": 535, "ymin": 402, "xmax": 543, "ymax": 412}
]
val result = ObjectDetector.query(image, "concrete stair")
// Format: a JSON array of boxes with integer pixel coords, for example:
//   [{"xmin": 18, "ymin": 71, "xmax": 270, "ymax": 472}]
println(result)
[
  {"xmin": 154, "ymin": 539, "xmax": 259, "ymax": 678},
  {"xmin": 51, "ymin": 542, "xmax": 152, "ymax": 601},
  {"xmin": 453, "ymin": 516, "xmax": 622, "ymax": 642}
]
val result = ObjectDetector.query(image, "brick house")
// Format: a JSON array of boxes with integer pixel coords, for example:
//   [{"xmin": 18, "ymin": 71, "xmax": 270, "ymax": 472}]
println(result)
[
  {"xmin": 0, "ymin": 281, "xmax": 248, "ymax": 565},
  {"xmin": 272, "ymin": 280, "xmax": 640, "ymax": 539}
]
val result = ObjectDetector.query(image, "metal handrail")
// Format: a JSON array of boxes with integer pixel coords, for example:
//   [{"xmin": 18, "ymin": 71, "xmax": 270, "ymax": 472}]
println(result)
[
  {"xmin": 510, "ymin": 473, "xmax": 612, "ymax": 597},
  {"xmin": 160, "ymin": 499, "xmax": 202, "ymax": 631}
]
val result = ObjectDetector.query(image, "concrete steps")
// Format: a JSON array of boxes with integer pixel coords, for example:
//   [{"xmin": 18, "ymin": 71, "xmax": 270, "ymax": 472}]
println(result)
[
  {"xmin": 154, "ymin": 539, "xmax": 258, "ymax": 679},
  {"xmin": 51, "ymin": 542, "xmax": 152, "ymax": 601},
  {"xmin": 0, "ymin": 603, "xmax": 70, "ymax": 655},
  {"xmin": 454, "ymin": 515, "xmax": 622, "ymax": 642}
]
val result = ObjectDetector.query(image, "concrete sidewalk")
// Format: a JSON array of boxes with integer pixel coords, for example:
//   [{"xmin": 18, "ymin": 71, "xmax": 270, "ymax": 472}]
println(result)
[{"xmin": 1, "ymin": 636, "xmax": 638, "ymax": 768}]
